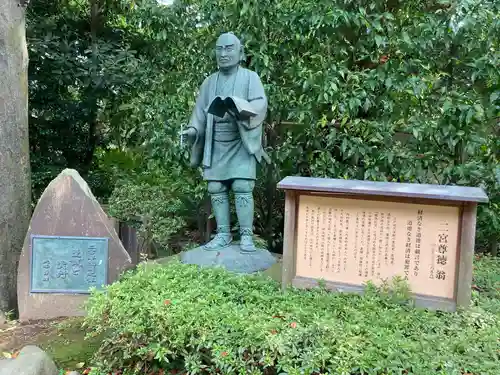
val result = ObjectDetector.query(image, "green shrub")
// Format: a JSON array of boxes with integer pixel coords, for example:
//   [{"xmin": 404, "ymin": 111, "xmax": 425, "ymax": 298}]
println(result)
[
  {"xmin": 472, "ymin": 255, "xmax": 500, "ymax": 313},
  {"xmin": 84, "ymin": 259, "xmax": 500, "ymax": 375},
  {"xmin": 108, "ymin": 180, "xmax": 188, "ymax": 252},
  {"xmin": 99, "ymin": 148, "xmax": 207, "ymax": 254}
]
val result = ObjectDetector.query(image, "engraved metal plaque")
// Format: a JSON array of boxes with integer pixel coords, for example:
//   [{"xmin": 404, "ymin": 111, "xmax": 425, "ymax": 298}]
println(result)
[{"xmin": 30, "ymin": 235, "xmax": 109, "ymax": 294}]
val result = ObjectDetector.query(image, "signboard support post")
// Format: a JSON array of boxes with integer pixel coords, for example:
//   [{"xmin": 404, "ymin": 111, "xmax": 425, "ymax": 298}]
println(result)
[
  {"xmin": 456, "ymin": 203, "xmax": 477, "ymax": 308},
  {"xmin": 282, "ymin": 191, "xmax": 297, "ymax": 290}
]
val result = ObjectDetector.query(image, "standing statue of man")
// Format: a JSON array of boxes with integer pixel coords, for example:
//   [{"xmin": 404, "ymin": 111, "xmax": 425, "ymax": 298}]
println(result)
[{"xmin": 182, "ymin": 32, "xmax": 269, "ymax": 253}]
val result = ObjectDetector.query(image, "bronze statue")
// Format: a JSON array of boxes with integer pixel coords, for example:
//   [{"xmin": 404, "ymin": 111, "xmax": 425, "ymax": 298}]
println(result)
[{"xmin": 182, "ymin": 32, "xmax": 269, "ymax": 253}]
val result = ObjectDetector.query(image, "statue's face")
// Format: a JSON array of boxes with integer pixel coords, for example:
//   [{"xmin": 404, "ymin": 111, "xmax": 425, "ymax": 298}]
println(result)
[{"xmin": 215, "ymin": 33, "xmax": 241, "ymax": 70}]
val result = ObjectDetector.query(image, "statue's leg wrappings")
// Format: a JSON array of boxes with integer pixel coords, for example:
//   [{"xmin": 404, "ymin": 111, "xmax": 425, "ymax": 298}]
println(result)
[
  {"xmin": 203, "ymin": 181, "xmax": 232, "ymax": 251},
  {"xmin": 232, "ymin": 179, "xmax": 256, "ymax": 253}
]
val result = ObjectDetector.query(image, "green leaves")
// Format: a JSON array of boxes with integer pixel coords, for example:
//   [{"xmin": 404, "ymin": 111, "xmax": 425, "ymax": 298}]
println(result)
[
  {"xmin": 28, "ymin": 0, "xmax": 500, "ymax": 255},
  {"xmin": 84, "ymin": 258, "xmax": 500, "ymax": 374}
]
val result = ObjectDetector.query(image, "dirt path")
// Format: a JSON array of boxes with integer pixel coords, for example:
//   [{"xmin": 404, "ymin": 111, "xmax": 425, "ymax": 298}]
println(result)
[{"xmin": 0, "ymin": 318, "xmax": 65, "ymax": 353}]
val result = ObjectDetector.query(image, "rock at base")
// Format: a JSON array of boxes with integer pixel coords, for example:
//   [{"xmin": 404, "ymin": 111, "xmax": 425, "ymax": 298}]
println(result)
[
  {"xmin": 0, "ymin": 345, "xmax": 58, "ymax": 375},
  {"xmin": 180, "ymin": 244, "xmax": 277, "ymax": 273}
]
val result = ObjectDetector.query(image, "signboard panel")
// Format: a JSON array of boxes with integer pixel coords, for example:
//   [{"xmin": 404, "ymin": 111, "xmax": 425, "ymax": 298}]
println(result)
[
  {"xmin": 30, "ymin": 235, "xmax": 108, "ymax": 294},
  {"xmin": 295, "ymin": 195, "xmax": 460, "ymax": 299}
]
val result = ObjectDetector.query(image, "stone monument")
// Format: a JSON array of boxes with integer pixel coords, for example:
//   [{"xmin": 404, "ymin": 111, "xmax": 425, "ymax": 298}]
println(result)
[
  {"xmin": 17, "ymin": 169, "xmax": 132, "ymax": 322},
  {"xmin": 180, "ymin": 32, "xmax": 276, "ymax": 273}
]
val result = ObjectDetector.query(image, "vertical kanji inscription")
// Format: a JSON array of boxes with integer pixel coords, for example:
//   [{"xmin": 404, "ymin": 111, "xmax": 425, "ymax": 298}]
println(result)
[
  {"xmin": 303, "ymin": 205, "xmax": 310, "ymax": 264},
  {"xmin": 326, "ymin": 208, "xmax": 332, "ymax": 271},
  {"xmin": 343, "ymin": 212, "xmax": 350, "ymax": 272},
  {"xmin": 320, "ymin": 207, "xmax": 326, "ymax": 272},
  {"xmin": 414, "ymin": 209, "xmax": 423, "ymax": 277}
]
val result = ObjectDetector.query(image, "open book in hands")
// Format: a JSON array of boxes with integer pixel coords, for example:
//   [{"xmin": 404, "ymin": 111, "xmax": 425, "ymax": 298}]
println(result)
[{"xmin": 207, "ymin": 96, "xmax": 258, "ymax": 119}]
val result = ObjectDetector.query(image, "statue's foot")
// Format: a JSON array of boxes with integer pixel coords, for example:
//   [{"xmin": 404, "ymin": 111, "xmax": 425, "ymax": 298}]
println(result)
[
  {"xmin": 203, "ymin": 233, "xmax": 232, "ymax": 251},
  {"xmin": 240, "ymin": 235, "xmax": 256, "ymax": 253}
]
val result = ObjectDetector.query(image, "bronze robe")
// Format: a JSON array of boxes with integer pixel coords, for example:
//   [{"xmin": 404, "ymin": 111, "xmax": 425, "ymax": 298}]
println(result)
[{"xmin": 187, "ymin": 67, "xmax": 269, "ymax": 181}]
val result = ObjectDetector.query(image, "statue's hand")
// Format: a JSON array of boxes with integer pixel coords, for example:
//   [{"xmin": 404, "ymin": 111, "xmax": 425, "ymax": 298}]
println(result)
[
  {"xmin": 182, "ymin": 127, "xmax": 197, "ymax": 138},
  {"xmin": 180, "ymin": 127, "xmax": 197, "ymax": 147}
]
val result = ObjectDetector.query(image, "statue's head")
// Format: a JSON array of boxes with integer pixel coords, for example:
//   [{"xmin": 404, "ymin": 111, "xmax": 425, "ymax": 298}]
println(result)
[{"xmin": 215, "ymin": 32, "xmax": 243, "ymax": 71}]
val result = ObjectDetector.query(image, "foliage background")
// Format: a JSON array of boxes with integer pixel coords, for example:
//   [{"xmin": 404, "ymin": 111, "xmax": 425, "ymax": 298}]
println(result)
[{"xmin": 27, "ymin": 0, "xmax": 500, "ymax": 255}]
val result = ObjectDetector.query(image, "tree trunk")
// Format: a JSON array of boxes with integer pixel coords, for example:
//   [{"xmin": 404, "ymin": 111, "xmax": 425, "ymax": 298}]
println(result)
[
  {"xmin": 0, "ymin": 0, "xmax": 31, "ymax": 315},
  {"xmin": 80, "ymin": 0, "xmax": 101, "ymax": 174}
]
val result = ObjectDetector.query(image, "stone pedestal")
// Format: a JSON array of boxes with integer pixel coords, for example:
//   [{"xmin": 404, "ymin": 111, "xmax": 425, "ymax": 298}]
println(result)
[{"xmin": 180, "ymin": 244, "xmax": 276, "ymax": 273}]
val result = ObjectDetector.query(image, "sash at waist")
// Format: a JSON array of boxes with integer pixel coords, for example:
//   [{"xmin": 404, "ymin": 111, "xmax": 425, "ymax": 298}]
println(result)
[
  {"xmin": 213, "ymin": 120, "xmax": 239, "ymax": 141},
  {"xmin": 214, "ymin": 120, "xmax": 237, "ymax": 129}
]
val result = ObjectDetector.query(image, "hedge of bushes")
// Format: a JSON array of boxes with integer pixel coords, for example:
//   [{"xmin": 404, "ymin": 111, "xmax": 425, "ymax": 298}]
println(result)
[{"xmin": 84, "ymin": 259, "xmax": 500, "ymax": 375}]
